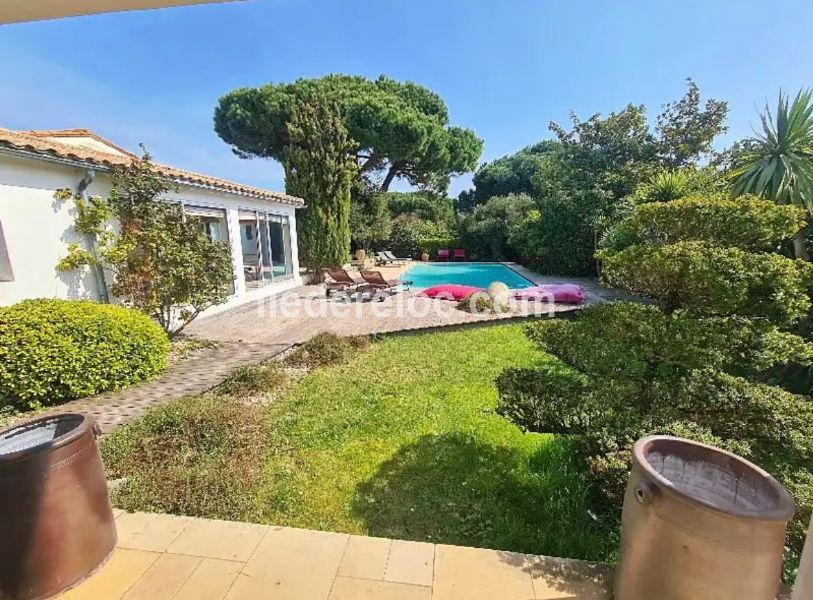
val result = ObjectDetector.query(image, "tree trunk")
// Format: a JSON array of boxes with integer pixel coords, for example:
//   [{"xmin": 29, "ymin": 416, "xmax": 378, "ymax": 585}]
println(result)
[
  {"xmin": 380, "ymin": 165, "xmax": 399, "ymax": 192},
  {"xmin": 793, "ymin": 231, "xmax": 810, "ymax": 261}
]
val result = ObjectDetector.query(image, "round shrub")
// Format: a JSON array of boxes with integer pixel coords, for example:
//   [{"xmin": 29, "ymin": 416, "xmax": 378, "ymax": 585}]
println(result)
[
  {"xmin": 0, "ymin": 299, "xmax": 169, "ymax": 409},
  {"xmin": 601, "ymin": 194, "xmax": 807, "ymax": 254},
  {"xmin": 599, "ymin": 241, "xmax": 813, "ymax": 324}
]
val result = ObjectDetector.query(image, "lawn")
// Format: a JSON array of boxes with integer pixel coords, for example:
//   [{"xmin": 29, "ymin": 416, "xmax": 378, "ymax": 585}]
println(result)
[{"xmin": 258, "ymin": 323, "xmax": 614, "ymax": 562}]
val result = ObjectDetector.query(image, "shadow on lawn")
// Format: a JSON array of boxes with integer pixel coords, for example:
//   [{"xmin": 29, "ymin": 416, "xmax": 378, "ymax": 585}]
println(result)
[{"xmin": 351, "ymin": 432, "xmax": 614, "ymax": 562}]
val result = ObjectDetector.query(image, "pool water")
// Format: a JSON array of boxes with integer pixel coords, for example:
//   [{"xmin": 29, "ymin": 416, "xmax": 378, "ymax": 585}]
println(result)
[{"xmin": 403, "ymin": 262, "xmax": 534, "ymax": 290}]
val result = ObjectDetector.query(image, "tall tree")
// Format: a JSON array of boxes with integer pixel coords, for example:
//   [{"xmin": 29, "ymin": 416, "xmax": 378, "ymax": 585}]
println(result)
[
  {"xmin": 457, "ymin": 141, "xmax": 557, "ymax": 211},
  {"xmin": 656, "ymin": 78, "xmax": 729, "ymax": 167},
  {"xmin": 215, "ymin": 74, "xmax": 482, "ymax": 194},
  {"xmin": 285, "ymin": 96, "xmax": 357, "ymax": 270},
  {"xmin": 732, "ymin": 89, "xmax": 813, "ymax": 260}
]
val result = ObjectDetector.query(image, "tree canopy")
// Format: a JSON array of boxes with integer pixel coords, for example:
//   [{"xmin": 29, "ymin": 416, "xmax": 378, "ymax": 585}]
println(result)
[
  {"xmin": 457, "ymin": 141, "xmax": 556, "ymax": 211},
  {"xmin": 215, "ymin": 74, "xmax": 482, "ymax": 194}
]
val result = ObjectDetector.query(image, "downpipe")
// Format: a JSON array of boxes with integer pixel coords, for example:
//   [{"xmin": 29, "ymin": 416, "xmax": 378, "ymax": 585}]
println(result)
[{"xmin": 77, "ymin": 169, "xmax": 110, "ymax": 303}]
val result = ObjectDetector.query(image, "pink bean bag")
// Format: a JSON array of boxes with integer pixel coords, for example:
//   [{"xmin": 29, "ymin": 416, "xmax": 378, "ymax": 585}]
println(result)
[
  {"xmin": 421, "ymin": 284, "xmax": 485, "ymax": 301},
  {"xmin": 513, "ymin": 284, "xmax": 586, "ymax": 304}
]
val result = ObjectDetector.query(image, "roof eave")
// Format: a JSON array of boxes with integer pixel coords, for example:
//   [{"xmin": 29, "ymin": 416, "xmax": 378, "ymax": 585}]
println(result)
[{"xmin": 0, "ymin": 144, "xmax": 305, "ymax": 208}]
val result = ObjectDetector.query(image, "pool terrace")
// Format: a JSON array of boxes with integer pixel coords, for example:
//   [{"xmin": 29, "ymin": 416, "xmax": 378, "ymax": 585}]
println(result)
[{"xmin": 185, "ymin": 263, "xmax": 616, "ymax": 345}]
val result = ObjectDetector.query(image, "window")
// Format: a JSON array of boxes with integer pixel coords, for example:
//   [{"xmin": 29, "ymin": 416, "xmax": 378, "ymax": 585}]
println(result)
[
  {"xmin": 0, "ymin": 221, "xmax": 13, "ymax": 282},
  {"xmin": 183, "ymin": 205, "xmax": 234, "ymax": 294}
]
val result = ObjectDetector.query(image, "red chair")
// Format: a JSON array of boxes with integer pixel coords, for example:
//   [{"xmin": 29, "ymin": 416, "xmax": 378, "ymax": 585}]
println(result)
[
  {"xmin": 437, "ymin": 249, "xmax": 451, "ymax": 261},
  {"xmin": 453, "ymin": 248, "xmax": 466, "ymax": 261}
]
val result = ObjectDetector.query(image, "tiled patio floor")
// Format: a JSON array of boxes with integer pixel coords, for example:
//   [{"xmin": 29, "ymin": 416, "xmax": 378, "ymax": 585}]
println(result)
[{"xmin": 59, "ymin": 511, "xmax": 613, "ymax": 600}]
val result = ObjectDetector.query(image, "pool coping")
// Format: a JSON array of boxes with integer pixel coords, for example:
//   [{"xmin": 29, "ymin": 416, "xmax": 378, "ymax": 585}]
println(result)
[{"xmin": 401, "ymin": 260, "xmax": 537, "ymax": 291}]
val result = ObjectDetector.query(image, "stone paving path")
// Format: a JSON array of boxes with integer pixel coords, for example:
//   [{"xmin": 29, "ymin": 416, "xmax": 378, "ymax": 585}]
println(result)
[{"xmin": 28, "ymin": 342, "xmax": 289, "ymax": 434}]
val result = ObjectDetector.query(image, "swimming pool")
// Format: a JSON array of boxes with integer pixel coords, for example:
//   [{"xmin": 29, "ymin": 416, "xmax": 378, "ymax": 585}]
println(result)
[{"xmin": 403, "ymin": 262, "xmax": 535, "ymax": 290}]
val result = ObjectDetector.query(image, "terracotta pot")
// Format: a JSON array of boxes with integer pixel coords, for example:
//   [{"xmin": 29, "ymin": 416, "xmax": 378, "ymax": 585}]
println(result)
[
  {"xmin": 421, "ymin": 252, "xmax": 429, "ymax": 262},
  {"xmin": 615, "ymin": 436, "xmax": 794, "ymax": 600},
  {"xmin": 0, "ymin": 414, "xmax": 117, "ymax": 600},
  {"xmin": 355, "ymin": 249, "xmax": 366, "ymax": 261}
]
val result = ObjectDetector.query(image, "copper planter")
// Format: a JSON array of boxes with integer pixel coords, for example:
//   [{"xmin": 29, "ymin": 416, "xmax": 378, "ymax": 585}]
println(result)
[
  {"xmin": 0, "ymin": 414, "xmax": 116, "ymax": 600},
  {"xmin": 615, "ymin": 436, "xmax": 795, "ymax": 600}
]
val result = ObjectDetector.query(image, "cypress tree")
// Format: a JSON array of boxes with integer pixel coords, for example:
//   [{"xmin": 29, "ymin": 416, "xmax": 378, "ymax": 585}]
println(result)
[{"xmin": 285, "ymin": 95, "xmax": 356, "ymax": 270}]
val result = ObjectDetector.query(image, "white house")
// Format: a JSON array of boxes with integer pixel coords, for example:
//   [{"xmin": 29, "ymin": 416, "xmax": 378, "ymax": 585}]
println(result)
[{"xmin": 0, "ymin": 127, "xmax": 304, "ymax": 315}]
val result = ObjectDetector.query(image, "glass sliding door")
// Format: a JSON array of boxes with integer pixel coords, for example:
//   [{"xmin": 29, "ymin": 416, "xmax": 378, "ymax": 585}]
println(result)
[
  {"xmin": 259, "ymin": 214, "xmax": 275, "ymax": 285},
  {"xmin": 238, "ymin": 210, "xmax": 293, "ymax": 289},
  {"xmin": 268, "ymin": 215, "xmax": 292, "ymax": 278},
  {"xmin": 239, "ymin": 210, "xmax": 263, "ymax": 290}
]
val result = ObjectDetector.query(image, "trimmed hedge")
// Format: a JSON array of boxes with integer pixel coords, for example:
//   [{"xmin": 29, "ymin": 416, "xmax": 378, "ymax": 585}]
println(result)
[
  {"xmin": 602, "ymin": 195, "xmax": 807, "ymax": 253},
  {"xmin": 496, "ymin": 303, "xmax": 813, "ymax": 563},
  {"xmin": 0, "ymin": 299, "xmax": 168, "ymax": 409},
  {"xmin": 599, "ymin": 241, "xmax": 813, "ymax": 324}
]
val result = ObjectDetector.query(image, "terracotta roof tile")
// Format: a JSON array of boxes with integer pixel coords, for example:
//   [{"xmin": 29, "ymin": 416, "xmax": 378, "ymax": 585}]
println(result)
[{"xmin": 0, "ymin": 127, "xmax": 304, "ymax": 206}]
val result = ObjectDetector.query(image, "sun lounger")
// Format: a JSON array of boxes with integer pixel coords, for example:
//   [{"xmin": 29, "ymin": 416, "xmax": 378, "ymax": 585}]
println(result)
[
  {"xmin": 376, "ymin": 251, "xmax": 395, "ymax": 265},
  {"xmin": 322, "ymin": 268, "xmax": 361, "ymax": 297},
  {"xmin": 384, "ymin": 250, "xmax": 411, "ymax": 264},
  {"xmin": 453, "ymin": 248, "xmax": 466, "ymax": 261},
  {"xmin": 360, "ymin": 270, "xmax": 413, "ymax": 293},
  {"xmin": 437, "ymin": 249, "xmax": 450, "ymax": 261}
]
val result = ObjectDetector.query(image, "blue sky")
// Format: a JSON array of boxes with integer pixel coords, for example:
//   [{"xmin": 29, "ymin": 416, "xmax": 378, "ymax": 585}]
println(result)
[{"xmin": 1, "ymin": 0, "xmax": 812, "ymax": 196}]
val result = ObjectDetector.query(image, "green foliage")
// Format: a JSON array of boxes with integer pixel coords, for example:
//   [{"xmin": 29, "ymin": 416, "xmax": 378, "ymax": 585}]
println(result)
[
  {"xmin": 101, "ymin": 395, "xmax": 266, "ymax": 520},
  {"xmin": 103, "ymin": 202, "xmax": 234, "ymax": 337},
  {"xmin": 601, "ymin": 194, "xmax": 807, "ymax": 253},
  {"xmin": 0, "ymin": 299, "xmax": 168, "ymax": 410},
  {"xmin": 458, "ymin": 193, "xmax": 534, "ymax": 260},
  {"xmin": 387, "ymin": 215, "xmax": 455, "ymax": 258},
  {"xmin": 215, "ymin": 74, "xmax": 482, "ymax": 194},
  {"xmin": 732, "ymin": 89, "xmax": 813, "ymax": 211},
  {"xmin": 599, "ymin": 241, "xmax": 813, "ymax": 322},
  {"xmin": 463, "ymin": 80, "xmax": 729, "ymax": 274},
  {"xmin": 386, "ymin": 191, "xmax": 456, "ymax": 228},
  {"xmin": 283, "ymin": 332, "xmax": 370, "ymax": 369},
  {"xmin": 57, "ymin": 158, "xmax": 234, "ymax": 337},
  {"xmin": 73, "ymin": 194, "xmax": 112, "ymax": 235},
  {"xmin": 418, "ymin": 234, "xmax": 459, "ymax": 257},
  {"xmin": 523, "ymin": 303, "xmax": 813, "ymax": 383},
  {"xmin": 496, "ymin": 303, "xmax": 813, "ymax": 562},
  {"xmin": 655, "ymin": 78, "xmax": 729, "ymax": 167},
  {"xmin": 458, "ymin": 141, "xmax": 556, "ymax": 211},
  {"xmin": 55, "ymin": 243, "xmax": 94, "ymax": 272},
  {"xmin": 350, "ymin": 183, "xmax": 391, "ymax": 251},
  {"xmin": 499, "ymin": 173, "xmax": 813, "ymax": 575},
  {"xmin": 215, "ymin": 360, "xmax": 289, "ymax": 397},
  {"xmin": 628, "ymin": 166, "xmax": 729, "ymax": 204},
  {"xmin": 512, "ymin": 192, "xmax": 603, "ymax": 275},
  {"xmin": 285, "ymin": 95, "xmax": 357, "ymax": 270}
]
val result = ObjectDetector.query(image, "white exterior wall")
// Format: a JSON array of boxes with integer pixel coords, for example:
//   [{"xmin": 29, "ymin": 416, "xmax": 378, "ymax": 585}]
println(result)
[{"xmin": 0, "ymin": 153, "xmax": 302, "ymax": 315}]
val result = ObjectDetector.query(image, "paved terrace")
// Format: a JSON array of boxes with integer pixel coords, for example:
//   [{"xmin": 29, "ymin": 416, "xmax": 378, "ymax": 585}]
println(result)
[
  {"xmin": 60, "ymin": 511, "xmax": 613, "ymax": 600},
  {"xmin": 186, "ymin": 263, "xmax": 615, "ymax": 345}
]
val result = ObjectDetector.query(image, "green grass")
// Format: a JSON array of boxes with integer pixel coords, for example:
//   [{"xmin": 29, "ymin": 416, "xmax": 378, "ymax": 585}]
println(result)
[{"xmin": 259, "ymin": 323, "xmax": 614, "ymax": 562}]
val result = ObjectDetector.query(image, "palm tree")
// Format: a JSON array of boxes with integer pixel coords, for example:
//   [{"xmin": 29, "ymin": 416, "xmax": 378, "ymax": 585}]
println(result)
[{"xmin": 732, "ymin": 89, "xmax": 813, "ymax": 259}]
